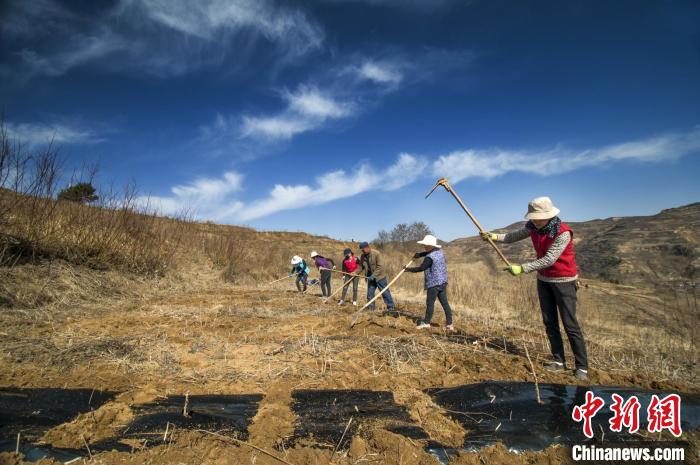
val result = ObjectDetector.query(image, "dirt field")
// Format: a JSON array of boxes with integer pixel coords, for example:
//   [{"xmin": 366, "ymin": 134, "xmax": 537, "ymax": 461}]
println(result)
[{"xmin": 1, "ymin": 258, "xmax": 698, "ymax": 465}]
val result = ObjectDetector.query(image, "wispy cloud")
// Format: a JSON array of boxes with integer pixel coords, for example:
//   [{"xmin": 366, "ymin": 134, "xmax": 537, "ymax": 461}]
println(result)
[
  {"xmin": 431, "ymin": 128, "xmax": 700, "ymax": 183},
  {"xmin": 137, "ymin": 171, "xmax": 245, "ymax": 219},
  {"xmin": 5, "ymin": 121, "xmax": 103, "ymax": 148},
  {"xmin": 135, "ymin": 128, "xmax": 700, "ymax": 223},
  {"xmin": 2, "ymin": 0, "xmax": 324, "ymax": 79},
  {"xmin": 237, "ymin": 153, "xmax": 426, "ymax": 220},
  {"xmin": 139, "ymin": 153, "xmax": 426, "ymax": 222},
  {"xmin": 240, "ymin": 86, "xmax": 355, "ymax": 141},
  {"xmin": 354, "ymin": 60, "xmax": 403, "ymax": 85},
  {"xmin": 195, "ymin": 48, "xmax": 474, "ymax": 156}
]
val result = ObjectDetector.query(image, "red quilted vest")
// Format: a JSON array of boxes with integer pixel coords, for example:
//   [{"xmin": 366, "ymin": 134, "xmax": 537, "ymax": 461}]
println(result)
[
  {"xmin": 343, "ymin": 256, "xmax": 359, "ymax": 273},
  {"xmin": 529, "ymin": 222, "xmax": 578, "ymax": 278}
]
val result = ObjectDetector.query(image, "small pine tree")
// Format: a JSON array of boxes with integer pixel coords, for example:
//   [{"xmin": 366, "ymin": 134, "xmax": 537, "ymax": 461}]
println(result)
[{"xmin": 57, "ymin": 182, "xmax": 99, "ymax": 203}]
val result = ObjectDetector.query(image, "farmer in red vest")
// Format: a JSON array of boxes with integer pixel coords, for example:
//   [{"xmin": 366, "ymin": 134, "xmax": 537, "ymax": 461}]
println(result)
[
  {"xmin": 481, "ymin": 196, "xmax": 589, "ymax": 380},
  {"xmin": 339, "ymin": 248, "xmax": 360, "ymax": 306}
]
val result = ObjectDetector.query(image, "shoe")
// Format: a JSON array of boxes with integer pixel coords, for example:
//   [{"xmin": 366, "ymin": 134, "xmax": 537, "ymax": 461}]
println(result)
[
  {"xmin": 575, "ymin": 369, "xmax": 588, "ymax": 381},
  {"xmin": 416, "ymin": 322, "xmax": 431, "ymax": 329},
  {"xmin": 544, "ymin": 361, "xmax": 566, "ymax": 372},
  {"xmin": 338, "ymin": 300, "xmax": 344, "ymax": 305},
  {"xmin": 352, "ymin": 301, "xmax": 357, "ymax": 306},
  {"xmin": 445, "ymin": 324, "xmax": 455, "ymax": 331}
]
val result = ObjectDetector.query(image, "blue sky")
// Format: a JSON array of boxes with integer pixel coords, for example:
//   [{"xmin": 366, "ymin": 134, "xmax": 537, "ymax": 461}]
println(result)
[{"xmin": 1, "ymin": 0, "xmax": 699, "ymax": 241}]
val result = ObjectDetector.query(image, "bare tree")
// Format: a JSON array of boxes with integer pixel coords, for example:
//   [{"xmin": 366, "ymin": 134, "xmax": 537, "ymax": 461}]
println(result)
[{"xmin": 373, "ymin": 221, "xmax": 434, "ymax": 245}]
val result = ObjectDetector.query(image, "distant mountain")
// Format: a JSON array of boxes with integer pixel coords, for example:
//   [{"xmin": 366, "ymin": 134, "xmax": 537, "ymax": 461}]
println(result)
[{"xmin": 446, "ymin": 203, "xmax": 700, "ymax": 287}]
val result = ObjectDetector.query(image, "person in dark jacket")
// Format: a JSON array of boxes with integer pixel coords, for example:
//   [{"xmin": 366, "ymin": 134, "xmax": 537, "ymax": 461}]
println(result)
[
  {"xmin": 404, "ymin": 235, "xmax": 454, "ymax": 331},
  {"xmin": 339, "ymin": 248, "xmax": 360, "ymax": 306},
  {"xmin": 359, "ymin": 241, "xmax": 395, "ymax": 313},
  {"xmin": 481, "ymin": 196, "xmax": 589, "ymax": 380},
  {"xmin": 310, "ymin": 251, "xmax": 335, "ymax": 297},
  {"xmin": 289, "ymin": 255, "xmax": 310, "ymax": 292}
]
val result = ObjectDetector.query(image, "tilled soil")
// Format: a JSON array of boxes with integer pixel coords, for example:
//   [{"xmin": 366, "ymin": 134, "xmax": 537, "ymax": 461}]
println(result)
[{"xmin": 1, "ymin": 281, "xmax": 698, "ymax": 465}]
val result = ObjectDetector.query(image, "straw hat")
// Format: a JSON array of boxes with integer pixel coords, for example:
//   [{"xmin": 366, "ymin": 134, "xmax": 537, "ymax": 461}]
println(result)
[
  {"xmin": 291, "ymin": 256, "xmax": 302, "ymax": 265},
  {"xmin": 310, "ymin": 251, "xmax": 318, "ymax": 258},
  {"xmin": 525, "ymin": 196, "xmax": 560, "ymax": 220},
  {"xmin": 416, "ymin": 234, "xmax": 441, "ymax": 248}
]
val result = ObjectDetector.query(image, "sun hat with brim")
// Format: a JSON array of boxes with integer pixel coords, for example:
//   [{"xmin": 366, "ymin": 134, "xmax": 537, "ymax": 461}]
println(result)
[
  {"xmin": 291, "ymin": 256, "xmax": 303, "ymax": 265},
  {"xmin": 416, "ymin": 234, "xmax": 441, "ymax": 248},
  {"xmin": 525, "ymin": 196, "xmax": 560, "ymax": 220},
  {"xmin": 310, "ymin": 251, "xmax": 318, "ymax": 258}
]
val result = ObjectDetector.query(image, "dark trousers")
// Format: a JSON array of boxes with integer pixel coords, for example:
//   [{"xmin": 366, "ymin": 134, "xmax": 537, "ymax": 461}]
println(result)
[
  {"xmin": 320, "ymin": 269, "xmax": 332, "ymax": 297},
  {"xmin": 424, "ymin": 283, "xmax": 453, "ymax": 325},
  {"xmin": 295, "ymin": 273, "xmax": 308, "ymax": 292},
  {"xmin": 341, "ymin": 275, "xmax": 359, "ymax": 302},
  {"xmin": 537, "ymin": 280, "xmax": 588, "ymax": 370},
  {"xmin": 367, "ymin": 277, "xmax": 395, "ymax": 310}
]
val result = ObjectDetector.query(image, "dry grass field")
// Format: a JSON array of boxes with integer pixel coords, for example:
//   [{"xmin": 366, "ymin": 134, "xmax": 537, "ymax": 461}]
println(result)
[{"xmin": 0, "ymin": 148, "xmax": 698, "ymax": 464}]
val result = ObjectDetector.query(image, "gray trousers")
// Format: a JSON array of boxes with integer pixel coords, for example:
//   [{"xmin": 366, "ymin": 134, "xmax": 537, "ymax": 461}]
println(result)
[
  {"xmin": 320, "ymin": 269, "xmax": 332, "ymax": 297},
  {"xmin": 341, "ymin": 275, "xmax": 359, "ymax": 302},
  {"xmin": 537, "ymin": 280, "xmax": 588, "ymax": 370},
  {"xmin": 425, "ymin": 283, "xmax": 453, "ymax": 325}
]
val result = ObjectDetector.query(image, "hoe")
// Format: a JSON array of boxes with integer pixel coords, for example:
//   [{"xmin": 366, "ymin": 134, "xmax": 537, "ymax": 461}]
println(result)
[{"xmin": 425, "ymin": 177, "xmax": 511, "ymax": 267}]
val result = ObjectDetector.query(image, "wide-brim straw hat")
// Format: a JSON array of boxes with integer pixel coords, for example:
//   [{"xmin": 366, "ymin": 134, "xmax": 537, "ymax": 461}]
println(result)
[
  {"xmin": 291, "ymin": 256, "xmax": 303, "ymax": 265},
  {"xmin": 416, "ymin": 234, "xmax": 441, "ymax": 248},
  {"xmin": 525, "ymin": 196, "xmax": 560, "ymax": 220},
  {"xmin": 310, "ymin": 251, "xmax": 318, "ymax": 258}
]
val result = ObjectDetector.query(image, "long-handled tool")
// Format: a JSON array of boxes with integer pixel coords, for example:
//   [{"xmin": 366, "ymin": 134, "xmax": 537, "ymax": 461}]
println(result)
[
  {"xmin": 323, "ymin": 274, "xmax": 358, "ymax": 304},
  {"xmin": 350, "ymin": 259, "xmax": 413, "ymax": 327},
  {"xmin": 266, "ymin": 275, "xmax": 293, "ymax": 286},
  {"xmin": 425, "ymin": 178, "xmax": 511, "ymax": 267},
  {"xmin": 301, "ymin": 278, "xmax": 320, "ymax": 295},
  {"xmin": 320, "ymin": 267, "xmax": 371, "ymax": 280}
]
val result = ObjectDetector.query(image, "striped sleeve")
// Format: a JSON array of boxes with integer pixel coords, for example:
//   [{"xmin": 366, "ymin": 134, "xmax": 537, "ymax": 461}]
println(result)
[
  {"xmin": 496, "ymin": 227, "xmax": 530, "ymax": 243},
  {"xmin": 522, "ymin": 232, "xmax": 571, "ymax": 273}
]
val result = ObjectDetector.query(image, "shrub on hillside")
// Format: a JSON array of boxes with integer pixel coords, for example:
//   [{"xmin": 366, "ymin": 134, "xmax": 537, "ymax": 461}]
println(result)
[{"xmin": 58, "ymin": 182, "xmax": 99, "ymax": 203}]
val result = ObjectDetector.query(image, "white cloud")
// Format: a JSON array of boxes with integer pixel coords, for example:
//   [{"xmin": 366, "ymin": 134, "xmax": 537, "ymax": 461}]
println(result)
[
  {"xmin": 136, "ymin": 171, "xmax": 244, "ymax": 219},
  {"xmin": 200, "ymin": 48, "xmax": 473, "ymax": 152},
  {"xmin": 2, "ymin": 0, "xmax": 324, "ymax": 78},
  {"xmin": 432, "ymin": 128, "xmax": 700, "ymax": 183},
  {"xmin": 286, "ymin": 87, "xmax": 354, "ymax": 119},
  {"xmin": 5, "ymin": 121, "xmax": 103, "ymax": 147},
  {"xmin": 355, "ymin": 61, "xmax": 403, "ymax": 85},
  {"xmin": 238, "ymin": 86, "xmax": 355, "ymax": 142},
  {"xmin": 134, "ymin": 128, "xmax": 700, "ymax": 223},
  {"xmin": 236, "ymin": 154, "xmax": 425, "ymax": 220},
  {"xmin": 139, "ymin": 153, "xmax": 426, "ymax": 222},
  {"xmin": 237, "ymin": 165, "xmax": 379, "ymax": 220},
  {"xmin": 240, "ymin": 116, "xmax": 315, "ymax": 140}
]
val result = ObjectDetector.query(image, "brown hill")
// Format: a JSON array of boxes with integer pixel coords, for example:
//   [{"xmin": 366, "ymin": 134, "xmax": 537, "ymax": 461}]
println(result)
[{"xmin": 446, "ymin": 202, "xmax": 700, "ymax": 287}]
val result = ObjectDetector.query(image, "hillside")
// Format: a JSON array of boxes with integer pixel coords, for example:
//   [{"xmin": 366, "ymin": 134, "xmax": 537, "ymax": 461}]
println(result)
[
  {"xmin": 446, "ymin": 202, "xmax": 700, "ymax": 287},
  {"xmin": 1, "ymin": 189, "xmax": 699, "ymax": 465}
]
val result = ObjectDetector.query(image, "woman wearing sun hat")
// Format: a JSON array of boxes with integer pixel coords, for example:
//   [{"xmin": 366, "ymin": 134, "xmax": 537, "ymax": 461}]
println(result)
[
  {"xmin": 310, "ymin": 251, "xmax": 335, "ymax": 297},
  {"xmin": 289, "ymin": 255, "xmax": 310, "ymax": 292},
  {"xmin": 481, "ymin": 196, "xmax": 589, "ymax": 380},
  {"xmin": 404, "ymin": 234, "xmax": 454, "ymax": 331}
]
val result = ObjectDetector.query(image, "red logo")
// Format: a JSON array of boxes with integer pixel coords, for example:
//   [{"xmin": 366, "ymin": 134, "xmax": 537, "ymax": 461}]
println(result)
[
  {"xmin": 572, "ymin": 391, "xmax": 606, "ymax": 438},
  {"xmin": 609, "ymin": 394, "xmax": 641, "ymax": 434},
  {"xmin": 647, "ymin": 394, "xmax": 682, "ymax": 437},
  {"xmin": 572, "ymin": 391, "xmax": 683, "ymax": 438}
]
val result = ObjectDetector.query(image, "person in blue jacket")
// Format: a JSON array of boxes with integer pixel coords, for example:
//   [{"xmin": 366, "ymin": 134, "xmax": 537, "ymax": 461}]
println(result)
[
  {"xmin": 404, "ymin": 234, "xmax": 454, "ymax": 331},
  {"xmin": 289, "ymin": 255, "xmax": 310, "ymax": 292}
]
